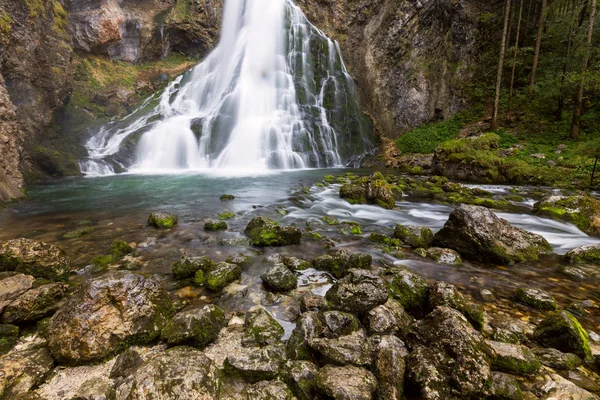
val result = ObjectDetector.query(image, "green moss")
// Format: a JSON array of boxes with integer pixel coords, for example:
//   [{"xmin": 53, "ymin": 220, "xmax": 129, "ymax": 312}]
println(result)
[
  {"xmin": 218, "ymin": 211, "xmax": 234, "ymax": 220},
  {"xmin": 0, "ymin": 11, "xmax": 11, "ymax": 40},
  {"xmin": 193, "ymin": 269, "xmax": 206, "ymax": 286},
  {"xmin": 91, "ymin": 255, "xmax": 113, "ymax": 270},
  {"xmin": 204, "ymin": 220, "xmax": 227, "ymax": 231},
  {"xmin": 350, "ymin": 226, "xmax": 362, "ymax": 235},
  {"xmin": 321, "ymin": 216, "xmax": 339, "ymax": 225},
  {"xmin": 385, "ymin": 269, "xmax": 430, "ymax": 313},
  {"xmin": 220, "ymin": 194, "xmax": 235, "ymax": 201},
  {"xmin": 534, "ymin": 311, "xmax": 592, "ymax": 360},
  {"xmin": 62, "ymin": 226, "xmax": 95, "ymax": 239},
  {"xmin": 148, "ymin": 213, "xmax": 178, "ymax": 229},
  {"xmin": 31, "ymin": 146, "xmax": 80, "ymax": 177},
  {"xmin": 52, "ymin": 0, "xmax": 68, "ymax": 37},
  {"xmin": 493, "ymin": 351, "xmax": 541, "ymax": 375},
  {"xmin": 110, "ymin": 240, "xmax": 134, "ymax": 258},
  {"xmin": 25, "ymin": 0, "xmax": 45, "ymax": 20}
]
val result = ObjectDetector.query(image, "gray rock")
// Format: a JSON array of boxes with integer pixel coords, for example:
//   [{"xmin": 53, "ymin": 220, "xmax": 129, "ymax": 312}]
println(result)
[
  {"xmin": 432, "ymin": 205, "xmax": 551, "ymax": 263},
  {"xmin": 309, "ymin": 331, "xmax": 372, "ymax": 366},
  {"xmin": 406, "ymin": 306, "xmax": 491, "ymax": 399},
  {"xmin": 1, "ymin": 283, "xmax": 68, "ymax": 323},
  {"xmin": 224, "ymin": 345, "xmax": 283, "ymax": 382},
  {"xmin": 486, "ymin": 340, "xmax": 541, "ymax": 375},
  {"xmin": 382, "ymin": 268, "xmax": 430, "ymax": 313},
  {"xmin": 490, "ymin": 372, "xmax": 523, "ymax": 400},
  {"xmin": 325, "ymin": 269, "xmax": 387, "ymax": 315},
  {"xmin": 110, "ymin": 348, "xmax": 144, "ymax": 380},
  {"xmin": 514, "ymin": 287, "xmax": 558, "ymax": 310},
  {"xmin": 282, "ymin": 256, "xmax": 311, "ymax": 271},
  {"xmin": 226, "ymin": 254, "xmax": 253, "ymax": 268},
  {"xmin": 204, "ymin": 219, "xmax": 227, "ymax": 231},
  {"xmin": 0, "ymin": 239, "xmax": 71, "ymax": 281},
  {"xmin": 534, "ymin": 311, "xmax": 591, "ymax": 359},
  {"xmin": 367, "ymin": 299, "xmax": 413, "ymax": 336},
  {"xmin": 394, "ymin": 224, "xmax": 433, "ymax": 248},
  {"xmin": 299, "ymin": 293, "xmax": 328, "ymax": 313},
  {"xmin": 320, "ymin": 311, "xmax": 360, "ymax": 338},
  {"xmin": 429, "ymin": 281, "xmax": 484, "ymax": 331},
  {"xmin": 371, "ymin": 335, "xmax": 407, "ymax": 400},
  {"xmin": 282, "ymin": 360, "xmax": 318, "ymax": 400},
  {"xmin": 0, "ymin": 273, "xmax": 35, "ymax": 314},
  {"xmin": 261, "ymin": 264, "xmax": 297, "ymax": 292},
  {"xmin": 312, "ymin": 250, "xmax": 372, "ymax": 279},
  {"xmin": 0, "ymin": 337, "xmax": 54, "ymax": 398},
  {"xmin": 245, "ymin": 380, "xmax": 293, "ymax": 400},
  {"xmin": 565, "ymin": 244, "xmax": 600, "ymax": 264},
  {"xmin": 426, "ymin": 247, "xmax": 462, "ymax": 264},
  {"xmin": 116, "ymin": 347, "xmax": 221, "ymax": 399},
  {"xmin": 171, "ymin": 255, "xmax": 214, "ymax": 280},
  {"xmin": 147, "ymin": 212, "xmax": 178, "ymax": 229},
  {"xmin": 533, "ymin": 348, "xmax": 582, "ymax": 370},
  {"xmin": 47, "ymin": 271, "xmax": 174, "ymax": 364},
  {"xmin": 160, "ymin": 305, "xmax": 226, "ymax": 348},
  {"xmin": 206, "ymin": 262, "xmax": 242, "ymax": 291},
  {"xmin": 243, "ymin": 307, "xmax": 284, "ymax": 347},
  {"xmin": 314, "ymin": 365, "xmax": 377, "ymax": 400},
  {"xmin": 532, "ymin": 373, "xmax": 599, "ymax": 400},
  {"xmin": 286, "ymin": 312, "xmax": 324, "ymax": 360}
]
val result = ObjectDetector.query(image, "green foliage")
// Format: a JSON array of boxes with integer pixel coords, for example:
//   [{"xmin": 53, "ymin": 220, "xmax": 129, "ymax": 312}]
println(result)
[
  {"xmin": 0, "ymin": 11, "xmax": 11, "ymax": 39},
  {"xmin": 395, "ymin": 118, "xmax": 462, "ymax": 153},
  {"xmin": 24, "ymin": 0, "xmax": 45, "ymax": 20},
  {"xmin": 218, "ymin": 211, "xmax": 234, "ymax": 220},
  {"xmin": 52, "ymin": 0, "xmax": 68, "ymax": 37}
]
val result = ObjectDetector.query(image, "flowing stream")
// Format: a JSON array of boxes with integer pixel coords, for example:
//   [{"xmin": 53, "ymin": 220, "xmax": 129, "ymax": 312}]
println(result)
[{"xmin": 79, "ymin": 0, "xmax": 374, "ymax": 175}]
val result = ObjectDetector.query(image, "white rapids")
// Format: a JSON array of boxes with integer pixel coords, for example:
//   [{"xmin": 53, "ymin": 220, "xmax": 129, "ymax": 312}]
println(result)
[{"xmin": 79, "ymin": 0, "xmax": 374, "ymax": 176}]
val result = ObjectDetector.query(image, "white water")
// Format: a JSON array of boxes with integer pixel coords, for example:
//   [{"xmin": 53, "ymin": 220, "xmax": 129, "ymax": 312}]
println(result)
[{"xmin": 79, "ymin": 0, "xmax": 374, "ymax": 176}]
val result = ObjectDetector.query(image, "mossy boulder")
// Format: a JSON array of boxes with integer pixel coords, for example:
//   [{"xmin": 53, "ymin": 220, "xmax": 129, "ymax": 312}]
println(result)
[
  {"xmin": 309, "ymin": 331, "xmax": 372, "ymax": 366},
  {"xmin": 325, "ymin": 269, "xmax": 388, "ymax": 315},
  {"xmin": 533, "ymin": 194, "xmax": 600, "ymax": 236},
  {"xmin": 565, "ymin": 244, "xmax": 600, "ymax": 264},
  {"xmin": 339, "ymin": 172, "xmax": 395, "ymax": 209},
  {"xmin": 224, "ymin": 346, "xmax": 283, "ymax": 382},
  {"xmin": 314, "ymin": 365, "xmax": 377, "ymax": 400},
  {"xmin": 534, "ymin": 311, "xmax": 591, "ymax": 360},
  {"xmin": 382, "ymin": 268, "xmax": 430, "ymax": 314},
  {"xmin": 533, "ymin": 347, "xmax": 582, "ymax": 370},
  {"xmin": 282, "ymin": 256, "xmax": 311, "ymax": 271},
  {"xmin": 261, "ymin": 264, "xmax": 297, "ymax": 292},
  {"xmin": 367, "ymin": 299, "xmax": 413, "ymax": 336},
  {"xmin": 171, "ymin": 255, "xmax": 214, "ymax": 280},
  {"xmin": 160, "ymin": 305, "xmax": 226, "ymax": 348},
  {"xmin": 283, "ymin": 360, "xmax": 318, "ymax": 400},
  {"xmin": 426, "ymin": 247, "xmax": 462, "ymax": 264},
  {"xmin": 321, "ymin": 216, "xmax": 339, "ymax": 225},
  {"xmin": 486, "ymin": 340, "xmax": 541, "ymax": 375},
  {"xmin": 243, "ymin": 307, "xmax": 285, "ymax": 346},
  {"xmin": 147, "ymin": 212, "xmax": 178, "ymax": 229},
  {"xmin": 394, "ymin": 224, "xmax": 433, "ymax": 248},
  {"xmin": 206, "ymin": 262, "xmax": 241, "ymax": 291},
  {"xmin": 244, "ymin": 217, "xmax": 301, "ymax": 246},
  {"xmin": 429, "ymin": 281, "xmax": 484, "ymax": 331},
  {"xmin": 226, "ymin": 253, "xmax": 253, "ymax": 268},
  {"xmin": 1, "ymin": 282, "xmax": 68, "ymax": 324},
  {"xmin": 0, "ymin": 238, "xmax": 72, "ymax": 281},
  {"xmin": 204, "ymin": 219, "xmax": 227, "ymax": 231},
  {"xmin": 433, "ymin": 205, "xmax": 551, "ymax": 264},
  {"xmin": 312, "ymin": 249, "xmax": 371, "ymax": 279},
  {"xmin": 514, "ymin": 287, "xmax": 558, "ymax": 310},
  {"xmin": 220, "ymin": 194, "xmax": 235, "ymax": 201}
]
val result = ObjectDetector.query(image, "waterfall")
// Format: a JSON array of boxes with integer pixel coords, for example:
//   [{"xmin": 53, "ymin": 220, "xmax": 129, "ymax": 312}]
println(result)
[{"xmin": 79, "ymin": 0, "xmax": 375, "ymax": 176}]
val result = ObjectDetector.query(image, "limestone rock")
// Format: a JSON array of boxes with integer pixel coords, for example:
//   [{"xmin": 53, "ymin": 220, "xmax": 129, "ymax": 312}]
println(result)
[
  {"xmin": 160, "ymin": 305, "xmax": 226, "ymax": 348},
  {"xmin": 514, "ymin": 287, "xmax": 558, "ymax": 310},
  {"xmin": 243, "ymin": 307, "xmax": 284, "ymax": 347},
  {"xmin": 314, "ymin": 364, "xmax": 377, "ymax": 400},
  {"xmin": 486, "ymin": 340, "xmax": 541, "ymax": 375},
  {"xmin": 325, "ymin": 269, "xmax": 388, "ymax": 315},
  {"xmin": 147, "ymin": 212, "xmax": 178, "ymax": 229},
  {"xmin": 394, "ymin": 224, "xmax": 433, "ymax": 248},
  {"xmin": 261, "ymin": 264, "xmax": 297, "ymax": 292},
  {"xmin": 244, "ymin": 217, "xmax": 301, "ymax": 246},
  {"xmin": 206, "ymin": 262, "xmax": 241, "ymax": 291},
  {"xmin": 0, "ymin": 239, "xmax": 71, "ymax": 281},
  {"xmin": 426, "ymin": 247, "xmax": 463, "ymax": 264},
  {"xmin": 382, "ymin": 268, "xmax": 430, "ymax": 313},
  {"xmin": 565, "ymin": 244, "xmax": 600, "ymax": 264},
  {"xmin": 1, "ymin": 283, "xmax": 68, "ymax": 324},
  {"xmin": 0, "ymin": 273, "xmax": 35, "ymax": 314},
  {"xmin": 534, "ymin": 311, "xmax": 591, "ymax": 360},
  {"xmin": 367, "ymin": 299, "xmax": 413, "ymax": 336},
  {"xmin": 429, "ymin": 281, "xmax": 484, "ymax": 330}
]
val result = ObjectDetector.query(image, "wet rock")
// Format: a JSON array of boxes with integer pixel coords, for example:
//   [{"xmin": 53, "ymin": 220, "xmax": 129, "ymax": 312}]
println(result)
[
  {"xmin": 204, "ymin": 219, "xmax": 227, "ymax": 231},
  {"xmin": 321, "ymin": 216, "xmax": 339, "ymax": 225},
  {"xmin": 261, "ymin": 264, "xmax": 297, "ymax": 292},
  {"xmin": 245, "ymin": 380, "xmax": 293, "ymax": 399},
  {"xmin": 283, "ymin": 360, "xmax": 318, "ymax": 400},
  {"xmin": 286, "ymin": 312, "xmax": 324, "ymax": 360},
  {"xmin": 220, "ymin": 194, "xmax": 235, "ymax": 201},
  {"xmin": 243, "ymin": 307, "xmax": 284, "ymax": 347},
  {"xmin": 487, "ymin": 340, "xmax": 541, "ymax": 375},
  {"xmin": 244, "ymin": 217, "xmax": 301, "ymax": 246},
  {"xmin": 161, "ymin": 305, "xmax": 226, "ymax": 348},
  {"xmin": 325, "ymin": 269, "xmax": 388, "ymax": 315},
  {"xmin": 433, "ymin": 205, "xmax": 551, "ymax": 263},
  {"xmin": 382, "ymin": 268, "xmax": 430, "ymax": 313},
  {"xmin": 226, "ymin": 253, "xmax": 253, "ymax": 268},
  {"xmin": 413, "ymin": 247, "xmax": 428, "ymax": 257},
  {"xmin": 321, "ymin": 311, "xmax": 360, "ymax": 338},
  {"xmin": 394, "ymin": 224, "xmax": 433, "ymax": 248},
  {"xmin": 171, "ymin": 254, "xmax": 214, "ymax": 280},
  {"xmin": 534, "ymin": 311, "xmax": 592, "ymax": 359},
  {"xmin": 206, "ymin": 262, "xmax": 242, "ymax": 291},
  {"xmin": 534, "ymin": 195, "xmax": 600, "ymax": 236},
  {"xmin": 367, "ymin": 299, "xmax": 413, "ymax": 336},
  {"xmin": 110, "ymin": 348, "xmax": 144, "ymax": 379},
  {"xmin": 116, "ymin": 347, "xmax": 221, "ymax": 399},
  {"xmin": 282, "ymin": 256, "xmax": 311, "ymax": 271},
  {"xmin": 514, "ymin": 287, "xmax": 558, "ymax": 310},
  {"xmin": 339, "ymin": 172, "xmax": 396, "ymax": 209},
  {"xmin": 481, "ymin": 289, "xmax": 495, "ymax": 302},
  {"xmin": 0, "ymin": 337, "xmax": 54, "ymax": 398},
  {"xmin": 406, "ymin": 306, "xmax": 491, "ymax": 399},
  {"xmin": 0, "ymin": 273, "xmax": 35, "ymax": 313},
  {"xmin": 314, "ymin": 364, "xmax": 377, "ymax": 400},
  {"xmin": 312, "ymin": 250, "xmax": 372, "ymax": 279},
  {"xmin": 490, "ymin": 372, "xmax": 523, "ymax": 400},
  {"xmin": 565, "ymin": 244, "xmax": 600, "ymax": 264},
  {"xmin": 0, "ymin": 239, "xmax": 71, "ymax": 281},
  {"xmin": 429, "ymin": 281, "xmax": 484, "ymax": 330},
  {"xmin": 224, "ymin": 345, "xmax": 283, "ymax": 382},
  {"xmin": 558, "ymin": 368, "xmax": 600, "ymax": 393},
  {"xmin": 1, "ymin": 283, "xmax": 68, "ymax": 324},
  {"xmin": 300, "ymin": 293, "xmax": 328, "ymax": 312},
  {"xmin": 47, "ymin": 271, "xmax": 174, "ymax": 364},
  {"xmin": 533, "ymin": 348, "xmax": 582, "ymax": 370},
  {"xmin": 147, "ymin": 212, "xmax": 178, "ymax": 229},
  {"xmin": 426, "ymin": 247, "xmax": 462, "ymax": 264},
  {"xmin": 561, "ymin": 265, "xmax": 592, "ymax": 280},
  {"xmin": 532, "ymin": 373, "xmax": 599, "ymax": 400},
  {"xmin": 371, "ymin": 335, "xmax": 407, "ymax": 400},
  {"xmin": 310, "ymin": 331, "xmax": 372, "ymax": 366}
]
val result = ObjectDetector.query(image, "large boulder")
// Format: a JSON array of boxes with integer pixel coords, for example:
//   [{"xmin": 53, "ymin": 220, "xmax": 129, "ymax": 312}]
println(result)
[
  {"xmin": 224, "ymin": 345, "xmax": 284, "ymax": 382},
  {"xmin": 0, "ymin": 239, "xmax": 71, "ymax": 281},
  {"xmin": 339, "ymin": 172, "xmax": 395, "ymax": 209},
  {"xmin": 1, "ymin": 283, "xmax": 68, "ymax": 324},
  {"xmin": 534, "ymin": 194, "xmax": 600, "ymax": 236},
  {"xmin": 382, "ymin": 268, "xmax": 430, "ymax": 314},
  {"xmin": 314, "ymin": 365, "xmax": 378, "ymax": 400},
  {"xmin": 433, "ymin": 205, "xmax": 551, "ymax": 263},
  {"xmin": 325, "ymin": 269, "xmax": 388, "ymax": 315},
  {"xmin": 161, "ymin": 305, "xmax": 226, "ymax": 348},
  {"xmin": 534, "ymin": 311, "xmax": 591, "ymax": 360},
  {"xmin": 244, "ymin": 217, "xmax": 301, "ymax": 246},
  {"xmin": 116, "ymin": 347, "xmax": 221, "ymax": 399},
  {"xmin": 47, "ymin": 271, "xmax": 174, "ymax": 364},
  {"xmin": 406, "ymin": 306, "xmax": 491, "ymax": 399}
]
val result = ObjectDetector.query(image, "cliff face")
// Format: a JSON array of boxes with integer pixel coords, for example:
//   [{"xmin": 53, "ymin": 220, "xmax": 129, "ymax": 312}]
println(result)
[{"xmin": 298, "ymin": 0, "xmax": 480, "ymax": 138}]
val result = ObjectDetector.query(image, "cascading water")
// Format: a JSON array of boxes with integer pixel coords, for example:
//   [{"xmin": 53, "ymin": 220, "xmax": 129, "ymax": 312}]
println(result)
[{"xmin": 79, "ymin": 0, "xmax": 375, "ymax": 175}]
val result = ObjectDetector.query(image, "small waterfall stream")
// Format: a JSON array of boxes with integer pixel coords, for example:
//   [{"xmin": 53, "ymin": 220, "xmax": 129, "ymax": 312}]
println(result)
[{"xmin": 79, "ymin": 0, "xmax": 375, "ymax": 176}]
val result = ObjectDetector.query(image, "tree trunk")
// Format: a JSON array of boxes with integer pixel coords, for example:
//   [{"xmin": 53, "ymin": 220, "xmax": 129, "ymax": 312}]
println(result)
[
  {"xmin": 529, "ymin": 0, "xmax": 548, "ymax": 94},
  {"xmin": 592, "ymin": 155, "xmax": 598, "ymax": 187},
  {"xmin": 557, "ymin": 1, "xmax": 577, "ymax": 120},
  {"xmin": 491, "ymin": 0, "xmax": 512, "ymax": 130},
  {"xmin": 571, "ymin": 0, "xmax": 597, "ymax": 139},
  {"xmin": 507, "ymin": 0, "xmax": 525, "ymax": 119}
]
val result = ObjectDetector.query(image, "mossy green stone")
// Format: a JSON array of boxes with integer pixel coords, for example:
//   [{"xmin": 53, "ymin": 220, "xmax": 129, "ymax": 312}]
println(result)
[
  {"xmin": 206, "ymin": 262, "xmax": 242, "ymax": 291},
  {"xmin": 534, "ymin": 311, "xmax": 592, "ymax": 360},
  {"xmin": 62, "ymin": 226, "xmax": 95, "ymax": 239},
  {"xmin": 172, "ymin": 255, "xmax": 214, "ymax": 280},
  {"xmin": 384, "ymin": 268, "xmax": 430, "ymax": 312},
  {"xmin": 218, "ymin": 211, "xmax": 234, "ymax": 220},
  {"xmin": 204, "ymin": 220, "xmax": 227, "ymax": 231},
  {"xmin": 148, "ymin": 212, "xmax": 178, "ymax": 229}
]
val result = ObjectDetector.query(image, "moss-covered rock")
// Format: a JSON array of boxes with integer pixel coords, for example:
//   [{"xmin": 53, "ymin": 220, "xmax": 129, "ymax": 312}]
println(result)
[
  {"xmin": 426, "ymin": 247, "xmax": 462, "ymax": 264},
  {"xmin": 261, "ymin": 264, "xmax": 297, "ymax": 292},
  {"xmin": 325, "ymin": 269, "xmax": 388, "ymax": 315},
  {"xmin": 394, "ymin": 224, "xmax": 433, "ymax": 248},
  {"xmin": 243, "ymin": 307, "xmax": 285, "ymax": 347},
  {"xmin": 171, "ymin": 255, "xmax": 214, "ymax": 280},
  {"xmin": 532, "ymin": 348, "xmax": 582, "ymax": 370},
  {"xmin": 226, "ymin": 253, "xmax": 253, "ymax": 268},
  {"xmin": 489, "ymin": 372, "xmax": 523, "ymax": 400},
  {"xmin": 565, "ymin": 244, "xmax": 600, "ymax": 264},
  {"xmin": 160, "ymin": 305, "xmax": 226, "ymax": 348},
  {"xmin": 486, "ymin": 340, "xmax": 541, "ymax": 375},
  {"xmin": 218, "ymin": 211, "xmax": 234, "ymax": 220},
  {"xmin": 204, "ymin": 219, "xmax": 227, "ymax": 231},
  {"xmin": 367, "ymin": 299, "xmax": 413, "ymax": 336},
  {"xmin": 282, "ymin": 256, "xmax": 311, "ymax": 271},
  {"xmin": 339, "ymin": 172, "xmax": 395, "ymax": 209},
  {"xmin": 514, "ymin": 287, "xmax": 558, "ymax": 310},
  {"xmin": 62, "ymin": 226, "xmax": 95, "ymax": 239},
  {"xmin": 314, "ymin": 364, "xmax": 377, "ymax": 400},
  {"xmin": 534, "ymin": 194, "xmax": 600, "ymax": 236},
  {"xmin": 205, "ymin": 262, "xmax": 241, "ymax": 291},
  {"xmin": 220, "ymin": 194, "xmax": 235, "ymax": 201},
  {"xmin": 224, "ymin": 346, "xmax": 283, "ymax": 382},
  {"xmin": 0, "ymin": 238, "xmax": 71, "ymax": 281},
  {"xmin": 382, "ymin": 268, "xmax": 430, "ymax": 314},
  {"xmin": 283, "ymin": 360, "xmax": 318, "ymax": 400},
  {"xmin": 429, "ymin": 281, "xmax": 484, "ymax": 331},
  {"xmin": 147, "ymin": 212, "xmax": 178, "ymax": 229},
  {"xmin": 244, "ymin": 217, "xmax": 301, "ymax": 246},
  {"xmin": 245, "ymin": 380, "xmax": 294, "ymax": 399},
  {"xmin": 1, "ymin": 282, "xmax": 68, "ymax": 324},
  {"xmin": 534, "ymin": 311, "xmax": 591, "ymax": 360},
  {"xmin": 312, "ymin": 249, "xmax": 371, "ymax": 279},
  {"xmin": 321, "ymin": 216, "xmax": 339, "ymax": 225}
]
